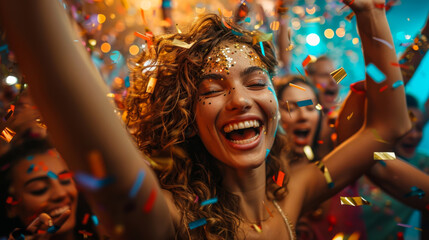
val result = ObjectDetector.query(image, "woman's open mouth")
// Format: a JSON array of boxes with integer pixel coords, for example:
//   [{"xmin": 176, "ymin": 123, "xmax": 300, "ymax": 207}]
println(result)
[
  {"xmin": 222, "ymin": 120, "xmax": 263, "ymax": 149},
  {"xmin": 293, "ymin": 128, "xmax": 311, "ymax": 146}
]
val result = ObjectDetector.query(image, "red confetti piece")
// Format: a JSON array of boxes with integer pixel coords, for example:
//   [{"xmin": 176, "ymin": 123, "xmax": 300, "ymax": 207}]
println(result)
[
  {"xmin": 58, "ymin": 172, "xmax": 73, "ymax": 180},
  {"xmin": 78, "ymin": 230, "xmax": 94, "ymax": 236},
  {"xmin": 318, "ymin": 140, "xmax": 324, "ymax": 144},
  {"xmin": 391, "ymin": 62, "xmax": 410, "ymax": 69},
  {"xmin": 379, "ymin": 85, "xmax": 388, "ymax": 92},
  {"xmin": 82, "ymin": 213, "xmax": 90, "ymax": 225},
  {"xmin": 273, "ymin": 171, "xmax": 285, "ymax": 187},
  {"xmin": 374, "ymin": 3, "xmax": 385, "ymax": 8},
  {"xmin": 134, "ymin": 32, "xmax": 153, "ymax": 47},
  {"xmin": 140, "ymin": 8, "xmax": 147, "ymax": 25},
  {"xmin": 302, "ymin": 55, "xmax": 312, "ymax": 67},
  {"xmin": 143, "ymin": 188, "xmax": 157, "ymax": 213}
]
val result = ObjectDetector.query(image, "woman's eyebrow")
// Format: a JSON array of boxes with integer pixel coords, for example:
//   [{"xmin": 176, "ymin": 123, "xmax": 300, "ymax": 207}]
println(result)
[
  {"xmin": 200, "ymin": 73, "xmax": 224, "ymax": 82},
  {"xmin": 24, "ymin": 176, "xmax": 49, "ymax": 187},
  {"xmin": 241, "ymin": 66, "xmax": 269, "ymax": 77}
]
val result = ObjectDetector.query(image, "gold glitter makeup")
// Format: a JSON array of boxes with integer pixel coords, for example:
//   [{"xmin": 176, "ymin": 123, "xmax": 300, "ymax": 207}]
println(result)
[{"xmin": 202, "ymin": 42, "xmax": 267, "ymax": 75}]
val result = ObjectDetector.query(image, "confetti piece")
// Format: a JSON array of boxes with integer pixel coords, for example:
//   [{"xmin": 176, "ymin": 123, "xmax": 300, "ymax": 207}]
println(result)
[
  {"xmin": 370, "ymin": 128, "xmax": 389, "ymax": 144},
  {"xmin": 289, "ymin": 83, "xmax": 306, "ymax": 91},
  {"xmin": 317, "ymin": 162, "xmax": 334, "ymax": 188},
  {"xmin": 340, "ymin": 196, "xmax": 371, "ymax": 206},
  {"xmin": 129, "ymin": 170, "xmax": 146, "ymax": 198},
  {"xmin": 0, "ymin": 44, "xmax": 8, "ymax": 52},
  {"xmin": 88, "ymin": 150, "xmax": 106, "ymax": 179},
  {"xmin": 347, "ymin": 112, "xmax": 353, "ymax": 120},
  {"xmin": 374, "ymin": 152, "xmax": 396, "ymax": 160},
  {"xmin": 273, "ymin": 171, "xmax": 285, "ymax": 187},
  {"xmin": 304, "ymin": 17, "xmax": 321, "ymax": 23},
  {"xmin": 146, "ymin": 77, "xmax": 157, "ymax": 93},
  {"xmin": 256, "ymin": 33, "xmax": 273, "ymax": 43},
  {"xmin": 140, "ymin": 8, "xmax": 147, "ymax": 25},
  {"xmin": 82, "ymin": 213, "xmax": 90, "ymax": 225},
  {"xmin": 286, "ymin": 101, "xmax": 291, "ymax": 117},
  {"xmin": 143, "ymin": 188, "xmax": 157, "ymax": 213},
  {"xmin": 201, "ymin": 197, "xmax": 218, "ymax": 206},
  {"xmin": 171, "ymin": 39, "xmax": 195, "ymax": 49},
  {"xmin": 263, "ymin": 201, "xmax": 273, "ymax": 218},
  {"xmin": 1, "ymin": 127, "xmax": 16, "ymax": 143},
  {"xmin": 109, "ymin": 51, "xmax": 121, "ymax": 63},
  {"xmin": 47, "ymin": 225, "xmax": 60, "ymax": 234},
  {"xmin": 392, "ymin": 80, "xmax": 404, "ymax": 89},
  {"xmin": 74, "ymin": 172, "xmax": 115, "ymax": 190},
  {"xmin": 91, "ymin": 215, "xmax": 99, "ymax": 226},
  {"xmin": 379, "ymin": 85, "xmax": 388, "ymax": 92},
  {"xmin": 330, "ymin": 67, "xmax": 347, "ymax": 84},
  {"xmin": 194, "ymin": 195, "xmax": 199, "ymax": 203},
  {"xmin": 259, "ymin": 42, "xmax": 265, "ymax": 56},
  {"xmin": 134, "ymin": 32, "xmax": 152, "ymax": 46},
  {"xmin": 303, "ymin": 145, "xmax": 314, "ymax": 161},
  {"xmin": 315, "ymin": 103, "xmax": 323, "ymax": 111},
  {"xmin": 27, "ymin": 164, "xmax": 35, "ymax": 173},
  {"xmin": 252, "ymin": 224, "xmax": 262, "ymax": 233},
  {"xmin": 175, "ymin": 24, "xmax": 182, "ymax": 33},
  {"xmin": 47, "ymin": 171, "xmax": 58, "ymax": 179},
  {"xmin": 345, "ymin": 12, "xmax": 355, "ymax": 21},
  {"xmin": 404, "ymin": 186, "xmax": 425, "ymax": 199},
  {"xmin": 366, "ymin": 63, "xmax": 386, "ymax": 83},
  {"xmin": 230, "ymin": 29, "xmax": 243, "ymax": 36},
  {"xmin": 390, "ymin": 62, "xmax": 410, "ymax": 69},
  {"xmin": 302, "ymin": 55, "xmax": 316, "ymax": 67},
  {"xmin": 189, "ymin": 218, "xmax": 207, "ymax": 230},
  {"xmin": 58, "ymin": 172, "xmax": 73, "ymax": 180},
  {"xmin": 397, "ymin": 223, "xmax": 412, "ymax": 228},
  {"xmin": 373, "ymin": 37, "xmax": 393, "ymax": 49},
  {"xmin": 378, "ymin": 160, "xmax": 387, "ymax": 167},
  {"xmin": 265, "ymin": 149, "xmax": 270, "ymax": 158},
  {"xmin": 78, "ymin": 230, "xmax": 94, "ymax": 237},
  {"xmin": 297, "ymin": 99, "xmax": 313, "ymax": 107}
]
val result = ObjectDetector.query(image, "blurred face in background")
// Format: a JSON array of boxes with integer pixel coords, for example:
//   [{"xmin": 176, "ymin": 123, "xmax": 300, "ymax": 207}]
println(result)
[
  {"xmin": 8, "ymin": 150, "xmax": 78, "ymax": 233},
  {"xmin": 395, "ymin": 107, "xmax": 424, "ymax": 159},
  {"xmin": 279, "ymin": 82, "xmax": 319, "ymax": 155},
  {"xmin": 308, "ymin": 59, "xmax": 338, "ymax": 112}
]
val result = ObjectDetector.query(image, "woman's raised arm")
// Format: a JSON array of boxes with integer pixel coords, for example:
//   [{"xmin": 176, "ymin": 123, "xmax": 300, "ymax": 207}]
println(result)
[
  {"xmin": 292, "ymin": 0, "xmax": 411, "ymax": 213},
  {"xmin": 0, "ymin": 1, "xmax": 175, "ymax": 238}
]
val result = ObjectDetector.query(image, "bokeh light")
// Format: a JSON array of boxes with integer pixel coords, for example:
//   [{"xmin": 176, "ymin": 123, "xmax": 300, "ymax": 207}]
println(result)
[
  {"xmin": 336, "ymin": 28, "xmax": 345, "ymax": 38},
  {"xmin": 129, "ymin": 45, "xmax": 140, "ymax": 55},
  {"xmin": 306, "ymin": 33, "xmax": 320, "ymax": 46},
  {"xmin": 5, "ymin": 75, "xmax": 18, "ymax": 85},
  {"xmin": 324, "ymin": 29, "xmax": 334, "ymax": 39},
  {"xmin": 101, "ymin": 43, "xmax": 111, "ymax": 53}
]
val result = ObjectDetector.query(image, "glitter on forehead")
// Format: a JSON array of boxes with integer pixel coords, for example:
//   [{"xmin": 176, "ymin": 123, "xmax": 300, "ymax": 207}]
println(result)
[{"xmin": 202, "ymin": 42, "xmax": 267, "ymax": 75}]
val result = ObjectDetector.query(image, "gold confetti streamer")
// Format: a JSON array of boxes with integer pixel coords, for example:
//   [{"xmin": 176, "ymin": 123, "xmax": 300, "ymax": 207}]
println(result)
[
  {"xmin": 330, "ymin": 67, "xmax": 347, "ymax": 84},
  {"xmin": 252, "ymin": 224, "xmax": 262, "ymax": 233},
  {"xmin": 340, "ymin": 196, "xmax": 371, "ymax": 206},
  {"xmin": 347, "ymin": 112, "xmax": 353, "ymax": 120},
  {"xmin": 370, "ymin": 128, "xmax": 389, "ymax": 144},
  {"xmin": 345, "ymin": 12, "xmax": 355, "ymax": 21},
  {"xmin": 374, "ymin": 152, "xmax": 396, "ymax": 160},
  {"xmin": 0, "ymin": 127, "xmax": 16, "ymax": 143},
  {"xmin": 316, "ymin": 161, "xmax": 334, "ymax": 188},
  {"xmin": 304, "ymin": 17, "xmax": 321, "ymax": 23},
  {"xmin": 146, "ymin": 77, "xmax": 158, "ymax": 93},
  {"xmin": 303, "ymin": 145, "xmax": 314, "ymax": 161}
]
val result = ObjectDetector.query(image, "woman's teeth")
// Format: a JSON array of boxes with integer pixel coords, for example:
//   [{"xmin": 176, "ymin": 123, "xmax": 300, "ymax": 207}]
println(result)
[
  {"xmin": 229, "ymin": 133, "xmax": 259, "ymax": 144},
  {"xmin": 49, "ymin": 206, "xmax": 70, "ymax": 217},
  {"xmin": 223, "ymin": 120, "xmax": 260, "ymax": 133}
]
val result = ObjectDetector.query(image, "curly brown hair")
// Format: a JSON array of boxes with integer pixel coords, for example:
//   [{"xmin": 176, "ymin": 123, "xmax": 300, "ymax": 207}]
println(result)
[{"xmin": 125, "ymin": 13, "xmax": 290, "ymax": 239}]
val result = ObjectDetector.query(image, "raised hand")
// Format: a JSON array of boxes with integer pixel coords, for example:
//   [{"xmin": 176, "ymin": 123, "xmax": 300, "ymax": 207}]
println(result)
[{"xmin": 9, "ymin": 211, "xmax": 70, "ymax": 240}]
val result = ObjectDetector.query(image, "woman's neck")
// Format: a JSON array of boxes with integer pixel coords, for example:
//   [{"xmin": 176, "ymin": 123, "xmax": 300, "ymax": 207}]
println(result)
[{"xmin": 218, "ymin": 161, "xmax": 271, "ymax": 223}]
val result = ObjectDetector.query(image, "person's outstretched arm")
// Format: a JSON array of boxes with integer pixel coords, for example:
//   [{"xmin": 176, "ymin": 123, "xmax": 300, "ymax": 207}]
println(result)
[
  {"xmin": 289, "ymin": 0, "xmax": 411, "ymax": 213},
  {"xmin": 0, "ymin": 1, "xmax": 176, "ymax": 239}
]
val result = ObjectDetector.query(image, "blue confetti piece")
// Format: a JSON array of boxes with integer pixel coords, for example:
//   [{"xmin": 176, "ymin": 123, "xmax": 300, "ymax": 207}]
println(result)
[
  {"xmin": 245, "ymin": 17, "xmax": 251, "ymax": 23},
  {"xmin": 404, "ymin": 186, "xmax": 425, "ymax": 199},
  {"xmin": 110, "ymin": 51, "xmax": 121, "ymax": 63},
  {"xmin": 47, "ymin": 225, "xmax": 60, "ymax": 233},
  {"xmin": 328, "ymin": 182, "xmax": 335, "ymax": 189},
  {"xmin": 259, "ymin": 41, "xmax": 265, "ymax": 56},
  {"xmin": 378, "ymin": 160, "xmax": 387, "ymax": 167},
  {"xmin": 27, "ymin": 164, "xmax": 35, "ymax": 173},
  {"xmin": 189, "ymin": 218, "xmax": 207, "ymax": 230},
  {"xmin": 91, "ymin": 215, "xmax": 99, "ymax": 226},
  {"xmin": 265, "ymin": 149, "xmax": 270, "ymax": 158},
  {"xmin": 366, "ymin": 63, "xmax": 386, "ymax": 83},
  {"xmin": 27, "ymin": 155, "xmax": 34, "ymax": 161},
  {"xmin": 398, "ymin": 58, "xmax": 407, "ymax": 64},
  {"xmin": 47, "ymin": 171, "xmax": 58, "ymax": 179},
  {"xmin": 0, "ymin": 45, "xmax": 8, "ymax": 52},
  {"xmin": 297, "ymin": 99, "xmax": 313, "ymax": 107},
  {"xmin": 392, "ymin": 80, "xmax": 404, "ymax": 89},
  {"xmin": 231, "ymin": 29, "xmax": 243, "ymax": 36},
  {"xmin": 74, "ymin": 172, "xmax": 115, "ymax": 190},
  {"xmin": 201, "ymin": 197, "xmax": 218, "ymax": 206},
  {"xmin": 129, "ymin": 170, "xmax": 146, "ymax": 198},
  {"xmin": 124, "ymin": 76, "xmax": 130, "ymax": 88}
]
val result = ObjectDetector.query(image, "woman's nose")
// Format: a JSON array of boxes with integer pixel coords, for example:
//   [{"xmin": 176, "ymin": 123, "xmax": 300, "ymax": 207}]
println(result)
[{"xmin": 225, "ymin": 87, "xmax": 252, "ymax": 112}]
